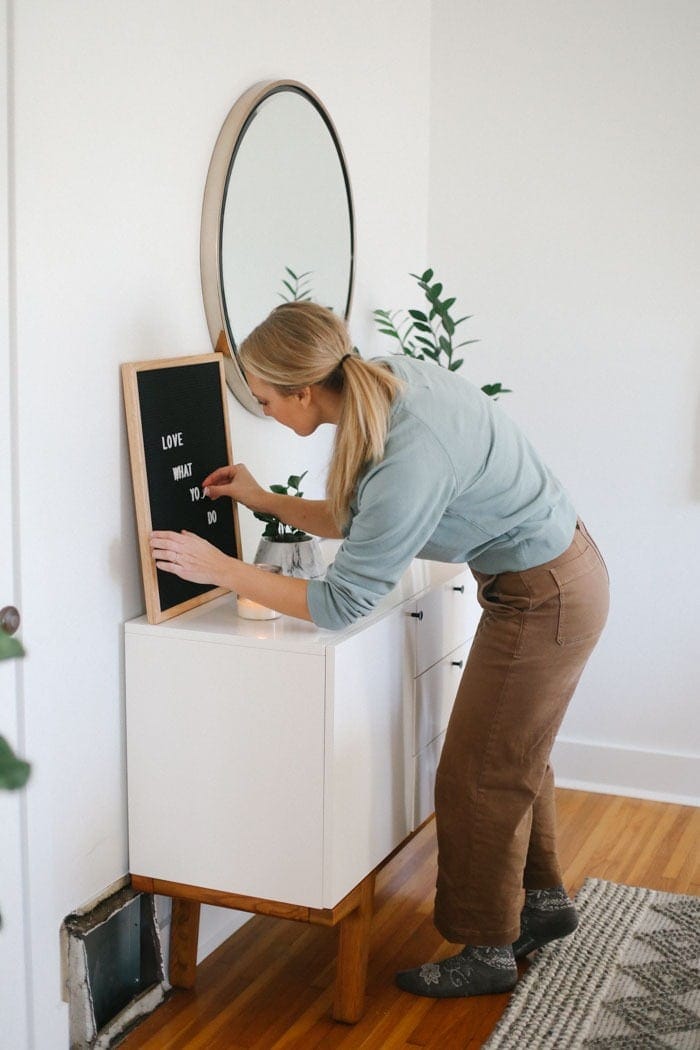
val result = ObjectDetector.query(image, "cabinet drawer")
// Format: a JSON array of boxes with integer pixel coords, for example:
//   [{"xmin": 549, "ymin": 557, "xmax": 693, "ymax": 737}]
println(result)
[
  {"xmin": 414, "ymin": 731, "xmax": 446, "ymax": 827},
  {"xmin": 414, "ymin": 642, "xmax": 467, "ymax": 754},
  {"xmin": 414, "ymin": 569, "xmax": 477, "ymax": 675}
]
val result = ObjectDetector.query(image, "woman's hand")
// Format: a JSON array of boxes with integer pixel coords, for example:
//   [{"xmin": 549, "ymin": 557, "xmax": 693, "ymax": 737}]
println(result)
[
  {"xmin": 150, "ymin": 530, "xmax": 233, "ymax": 586},
  {"xmin": 150, "ymin": 530, "xmax": 314, "ymax": 622},
  {"xmin": 202, "ymin": 463, "xmax": 268, "ymax": 512},
  {"xmin": 203, "ymin": 463, "xmax": 341, "ymax": 540}
]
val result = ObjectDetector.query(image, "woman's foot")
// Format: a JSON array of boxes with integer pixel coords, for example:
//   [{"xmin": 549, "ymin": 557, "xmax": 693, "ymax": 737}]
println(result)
[
  {"xmin": 395, "ymin": 945, "xmax": 517, "ymax": 998},
  {"xmin": 513, "ymin": 886, "xmax": 579, "ymax": 959}
]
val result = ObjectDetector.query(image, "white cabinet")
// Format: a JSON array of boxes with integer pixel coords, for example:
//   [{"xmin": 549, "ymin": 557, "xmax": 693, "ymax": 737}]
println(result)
[
  {"xmin": 125, "ymin": 633, "xmax": 327, "ymax": 904},
  {"xmin": 411, "ymin": 568, "xmax": 474, "ymax": 676},
  {"xmin": 325, "ymin": 607, "xmax": 413, "ymax": 906},
  {"xmin": 124, "ymin": 557, "xmax": 479, "ymax": 1020},
  {"xmin": 408, "ymin": 568, "xmax": 475, "ymax": 826}
]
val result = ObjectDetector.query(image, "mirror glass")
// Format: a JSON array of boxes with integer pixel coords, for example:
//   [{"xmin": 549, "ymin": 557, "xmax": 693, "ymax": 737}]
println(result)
[{"xmin": 201, "ymin": 81, "xmax": 355, "ymax": 415}]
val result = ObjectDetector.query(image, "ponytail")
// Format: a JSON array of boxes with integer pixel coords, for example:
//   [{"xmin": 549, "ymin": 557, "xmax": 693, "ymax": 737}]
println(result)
[{"xmin": 326, "ymin": 354, "xmax": 402, "ymax": 528}]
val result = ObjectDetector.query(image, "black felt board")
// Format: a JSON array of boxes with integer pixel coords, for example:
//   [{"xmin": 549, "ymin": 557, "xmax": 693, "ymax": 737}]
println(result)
[{"xmin": 122, "ymin": 354, "xmax": 240, "ymax": 623}]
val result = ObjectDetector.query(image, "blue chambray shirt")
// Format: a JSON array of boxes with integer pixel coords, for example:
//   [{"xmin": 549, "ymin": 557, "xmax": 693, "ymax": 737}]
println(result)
[{"xmin": 306, "ymin": 356, "xmax": 576, "ymax": 630}]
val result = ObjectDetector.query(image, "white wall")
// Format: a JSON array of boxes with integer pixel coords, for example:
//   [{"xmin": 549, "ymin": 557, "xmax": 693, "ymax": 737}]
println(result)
[
  {"xmin": 429, "ymin": 0, "xmax": 700, "ymax": 801},
  {"xmin": 6, "ymin": 1, "xmax": 430, "ymax": 1045}
]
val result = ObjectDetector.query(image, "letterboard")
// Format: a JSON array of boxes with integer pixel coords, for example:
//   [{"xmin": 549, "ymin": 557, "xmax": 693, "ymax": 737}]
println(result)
[{"xmin": 121, "ymin": 354, "xmax": 241, "ymax": 624}]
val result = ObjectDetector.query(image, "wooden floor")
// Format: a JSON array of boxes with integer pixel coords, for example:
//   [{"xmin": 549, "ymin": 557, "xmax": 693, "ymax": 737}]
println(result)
[{"xmin": 120, "ymin": 789, "xmax": 699, "ymax": 1049}]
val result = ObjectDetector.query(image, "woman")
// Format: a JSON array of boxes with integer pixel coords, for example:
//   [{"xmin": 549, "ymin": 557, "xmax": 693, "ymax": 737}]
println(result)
[{"xmin": 151, "ymin": 301, "xmax": 609, "ymax": 998}]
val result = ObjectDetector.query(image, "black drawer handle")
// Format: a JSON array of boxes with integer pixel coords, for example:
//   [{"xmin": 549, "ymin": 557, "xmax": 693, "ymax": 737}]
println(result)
[
  {"xmin": 452, "ymin": 585, "xmax": 465, "ymax": 593},
  {"xmin": 410, "ymin": 610, "xmax": 424, "ymax": 621},
  {"xmin": 451, "ymin": 660, "xmax": 464, "ymax": 668}
]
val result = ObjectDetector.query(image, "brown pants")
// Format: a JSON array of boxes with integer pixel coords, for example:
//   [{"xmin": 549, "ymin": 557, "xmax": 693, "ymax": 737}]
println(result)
[{"xmin": 433, "ymin": 521, "xmax": 610, "ymax": 945}]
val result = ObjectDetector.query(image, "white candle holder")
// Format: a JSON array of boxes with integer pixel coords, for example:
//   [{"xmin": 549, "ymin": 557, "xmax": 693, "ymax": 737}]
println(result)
[{"xmin": 236, "ymin": 563, "xmax": 282, "ymax": 620}]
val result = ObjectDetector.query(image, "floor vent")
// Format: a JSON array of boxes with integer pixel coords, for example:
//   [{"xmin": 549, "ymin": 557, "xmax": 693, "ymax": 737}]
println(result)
[{"xmin": 62, "ymin": 883, "xmax": 168, "ymax": 1049}]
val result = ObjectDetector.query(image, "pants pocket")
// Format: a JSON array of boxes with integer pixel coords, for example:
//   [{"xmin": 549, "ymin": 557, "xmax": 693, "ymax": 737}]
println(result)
[
  {"xmin": 474, "ymin": 574, "xmax": 530, "ymax": 657},
  {"xmin": 550, "ymin": 544, "xmax": 610, "ymax": 646}
]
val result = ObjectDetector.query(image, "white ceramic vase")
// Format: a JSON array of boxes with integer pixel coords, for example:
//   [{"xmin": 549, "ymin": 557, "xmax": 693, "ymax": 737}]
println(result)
[{"xmin": 253, "ymin": 537, "xmax": 326, "ymax": 580}]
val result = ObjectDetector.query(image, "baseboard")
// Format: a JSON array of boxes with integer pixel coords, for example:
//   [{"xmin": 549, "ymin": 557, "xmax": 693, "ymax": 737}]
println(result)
[{"xmin": 552, "ymin": 736, "xmax": 699, "ymax": 807}]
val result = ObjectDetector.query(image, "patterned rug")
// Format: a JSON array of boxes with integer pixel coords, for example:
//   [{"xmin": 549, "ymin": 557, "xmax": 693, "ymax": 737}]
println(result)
[{"xmin": 484, "ymin": 878, "xmax": 700, "ymax": 1049}]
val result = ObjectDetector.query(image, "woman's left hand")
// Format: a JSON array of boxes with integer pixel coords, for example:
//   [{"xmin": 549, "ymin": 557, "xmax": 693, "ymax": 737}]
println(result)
[{"xmin": 150, "ymin": 530, "xmax": 233, "ymax": 586}]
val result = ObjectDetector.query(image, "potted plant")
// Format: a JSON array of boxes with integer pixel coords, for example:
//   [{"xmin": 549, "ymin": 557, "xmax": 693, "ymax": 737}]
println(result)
[
  {"xmin": 374, "ymin": 268, "xmax": 511, "ymax": 398},
  {"xmin": 253, "ymin": 472, "xmax": 325, "ymax": 580}
]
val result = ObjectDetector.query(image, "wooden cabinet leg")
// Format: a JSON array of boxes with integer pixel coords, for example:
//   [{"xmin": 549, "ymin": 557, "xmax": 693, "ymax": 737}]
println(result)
[
  {"xmin": 169, "ymin": 897, "xmax": 201, "ymax": 988},
  {"xmin": 332, "ymin": 872, "xmax": 376, "ymax": 1024}
]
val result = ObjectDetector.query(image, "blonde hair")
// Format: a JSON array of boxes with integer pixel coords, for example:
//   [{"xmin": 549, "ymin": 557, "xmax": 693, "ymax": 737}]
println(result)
[{"xmin": 239, "ymin": 302, "xmax": 403, "ymax": 529}]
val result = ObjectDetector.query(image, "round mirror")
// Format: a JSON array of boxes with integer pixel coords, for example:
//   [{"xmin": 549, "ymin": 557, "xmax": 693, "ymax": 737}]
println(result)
[{"xmin": 201, "ymin": 80, "xmax": 355, "ymax": 415}]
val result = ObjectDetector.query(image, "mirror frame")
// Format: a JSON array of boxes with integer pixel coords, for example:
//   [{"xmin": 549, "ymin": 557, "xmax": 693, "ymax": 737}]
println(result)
[{"xmin": 200, "ymin": 79, "xmax": 355, "ymax": 416}]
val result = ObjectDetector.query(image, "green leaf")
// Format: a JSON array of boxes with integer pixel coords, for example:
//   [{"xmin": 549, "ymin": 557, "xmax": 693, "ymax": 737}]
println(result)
[
  {"xmin": 442, "ymin": 297, "xmax": 456, "ymax": 311},
  {"xmin": 414, "ymin": 335, "xmax": 438, "ymax": 351},
  {"xmin": 481, "ymin": 382, "xmax": 512, "ymax": 398},
  {"xmin": 0, "ymin": 633, "xmax": 24, "ymax": 661},
  {"xmin": 427, "ymin": 282, "xmax": 443, "ymax": 300},
  {"xmin": 449, "ymin": 359, "xmax": 465, "ymax": 371},
  {"xmin": 412, "ymin": 321, "xmax": 433, "ymax": 334},
  {"xmin": 439, "ymin": 335, "xmax": 451, "ymax": 353},
  {"xmin": 408, "ymin": 309, "xmax": 429, "ymax": 323},
  {"xmin": 443, "ymin": 315, "xmax": 455, "ymax": 337},
  {"xmin": 0, "ymin": 736, "xmax": 31, "ymax": 791}
]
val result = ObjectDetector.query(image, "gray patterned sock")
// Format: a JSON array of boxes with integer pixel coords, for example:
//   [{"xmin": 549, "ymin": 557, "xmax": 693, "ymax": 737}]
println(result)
[
  {"xmin": 513, "ymin": 885, "xmax": 579, "ymax": 959},
  {"xmin": 525, "ymin": 886, "xmax": 572, "ymax": 912},
  {"xmin": 467, "ymin": 945, "xmax": 516, "ymax": 968},
  {"xmin": 395, "ymin": 943, "xmax": 516, "ymax": 998}
]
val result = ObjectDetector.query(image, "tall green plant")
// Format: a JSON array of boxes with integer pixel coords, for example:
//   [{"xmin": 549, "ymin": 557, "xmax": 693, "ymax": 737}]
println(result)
[
  {"xmin": 374, "ymin": 268, "xmax": 511, "ymax": 399},
  {"xmin": 1, "ymin": 630, "xmax": 29, "ymax": 929},
  {"xmin": 0, "ymin": 633, "xmax": 29, "ymax": 790}
]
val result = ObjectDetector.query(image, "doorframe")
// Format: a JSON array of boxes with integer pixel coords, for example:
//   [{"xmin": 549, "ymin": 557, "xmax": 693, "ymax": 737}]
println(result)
[{"xmin": 0, "ymin": 1, "xmax": 32, "ymax": 1045}]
